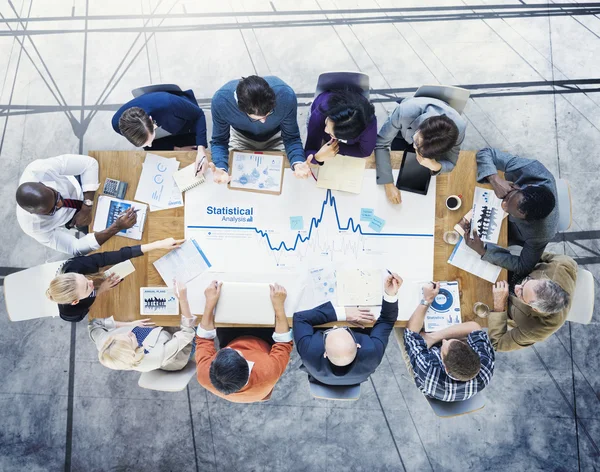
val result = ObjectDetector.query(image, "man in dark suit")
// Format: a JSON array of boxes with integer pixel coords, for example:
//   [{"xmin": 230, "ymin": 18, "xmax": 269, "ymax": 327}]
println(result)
[
  {"xmin": 464, "ymin": 148, "xmax": 559, "ymax": 277},
  {"xmin": 293, "ymin": 272, "xmax": 401, "ymax": 386},
  {"xmin": 111, "ymin": 89, "xmax": 208, "ymax": 175}
]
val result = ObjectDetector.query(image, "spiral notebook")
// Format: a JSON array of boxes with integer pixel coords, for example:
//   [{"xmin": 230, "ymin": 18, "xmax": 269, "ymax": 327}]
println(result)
[{"xmin": 173, "ymin": 164, "xmax": 205, "ymax": 192}]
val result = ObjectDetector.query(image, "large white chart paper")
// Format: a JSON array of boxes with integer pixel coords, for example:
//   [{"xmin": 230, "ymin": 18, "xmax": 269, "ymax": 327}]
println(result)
[{"xmin": 184, "ymin": 169, "xmax": 437, "ymax": 320}]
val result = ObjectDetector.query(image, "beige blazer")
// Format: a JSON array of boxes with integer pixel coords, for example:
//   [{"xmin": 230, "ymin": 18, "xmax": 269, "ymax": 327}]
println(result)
[
  {"xmin": 488, "ymin": 253, "xmax": 577, "ymax": 352},
  {"xmin": 88, "ymin": 316, "xmax": 195, "ymax": 371}
]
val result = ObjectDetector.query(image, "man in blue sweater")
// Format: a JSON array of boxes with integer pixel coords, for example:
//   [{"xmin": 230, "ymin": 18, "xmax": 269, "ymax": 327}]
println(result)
[
  {"xmin": 112, "ymin": 89, "xmax": 208, "ymax": 176},
  {"xmin": 209, "ymin": 76, "xmax": 310, "ymax": 183},
  {"xmin": 293, "ymin": 272, "xmax": 401, "ymax": 386}
]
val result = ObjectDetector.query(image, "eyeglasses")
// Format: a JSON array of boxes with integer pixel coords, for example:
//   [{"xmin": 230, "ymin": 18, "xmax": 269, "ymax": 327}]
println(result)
[
  {"xmin": 322, "ymin": 326, "xmax": 357, "ymax": 347},
  {"xmin": 248, "ymin": 110, "xmax": 274, "ymax": 122}
]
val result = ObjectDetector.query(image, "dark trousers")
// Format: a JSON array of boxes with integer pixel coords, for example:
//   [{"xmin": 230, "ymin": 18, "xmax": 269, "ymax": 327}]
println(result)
[
  {"xmin": 216, "ymin": 328, "xmax": 275, "ymax": 349},
  {"xmin": 144, "ymin": 133, "xmax": 197, "ymax": 151}
]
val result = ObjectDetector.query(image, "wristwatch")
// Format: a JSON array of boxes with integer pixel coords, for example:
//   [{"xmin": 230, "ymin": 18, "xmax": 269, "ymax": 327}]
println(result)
[
  {"xmin": 83, "ymin": 199, "xmax": 93, "ymax": 207},
  {"xmin": 420, "ymin": 299, "xmax": 431, "ymax": 307}
]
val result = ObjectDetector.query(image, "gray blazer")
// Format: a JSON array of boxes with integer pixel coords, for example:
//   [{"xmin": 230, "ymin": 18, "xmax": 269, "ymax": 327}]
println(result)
[
  {"xmin": 89, "ymin": 316, "xmax": 196, "ymax": 372},
  {"xmin": 375, "ymin": 97, "xmax": 467, "ymax": 184},
  {"xmin": 476, "ymin": 148, "xmax": 559, "ymax": 275}
]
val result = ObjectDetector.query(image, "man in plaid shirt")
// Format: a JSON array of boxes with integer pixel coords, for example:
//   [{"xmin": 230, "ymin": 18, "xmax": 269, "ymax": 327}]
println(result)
[{"xmin": 401, "ymin": 282, "xmax": 495, "ymax": 402}]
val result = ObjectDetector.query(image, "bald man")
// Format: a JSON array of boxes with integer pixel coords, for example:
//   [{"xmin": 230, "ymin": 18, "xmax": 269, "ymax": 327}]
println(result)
[
  {"xmin": 293, "ymin": 272, "xmax": 401, "ymax": 386},
  {"xmin": 16, "ymin": 154, "xmax": 137, "ymax": 255}
]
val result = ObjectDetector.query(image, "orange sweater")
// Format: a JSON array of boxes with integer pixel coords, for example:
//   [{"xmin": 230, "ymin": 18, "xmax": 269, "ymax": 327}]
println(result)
[{"xmin": 196, "ymin": 335, "xmax": 293, "ymax": 403}]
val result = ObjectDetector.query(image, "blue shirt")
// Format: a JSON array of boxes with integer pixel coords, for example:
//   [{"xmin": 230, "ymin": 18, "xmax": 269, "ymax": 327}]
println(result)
[
  {"xmin": 210, "ymin": 76, "xmax": 305, "ymax": 170},
  {"xmin": 404, "ymin": 329, "xmax": 495, "ymax": 402}
]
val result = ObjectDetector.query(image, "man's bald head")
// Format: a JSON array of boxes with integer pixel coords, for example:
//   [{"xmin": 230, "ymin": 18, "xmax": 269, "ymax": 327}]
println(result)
[
  {"xmin": 324, "ymin": 329, "xmax": 358, "ymax": 366},
  {"xmin": 16, "ymin": 182, "xmax": 55, "ymax": 214}
]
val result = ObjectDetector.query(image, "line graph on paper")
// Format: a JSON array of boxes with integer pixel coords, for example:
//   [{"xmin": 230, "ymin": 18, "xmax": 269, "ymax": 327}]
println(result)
[{"xmin": 184, "ymin": 171, "xmax": 436, "ymax": 273}]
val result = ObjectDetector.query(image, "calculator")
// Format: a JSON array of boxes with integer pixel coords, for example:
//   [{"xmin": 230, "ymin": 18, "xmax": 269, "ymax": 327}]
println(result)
[{"xmin": 102, "ymin": 178, "xmax": 128, "ymax": 199}]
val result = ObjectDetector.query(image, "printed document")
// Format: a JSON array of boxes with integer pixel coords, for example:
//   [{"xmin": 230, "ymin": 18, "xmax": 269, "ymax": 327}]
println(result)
[
  {"xmin": 336, "ymin": 268, "xmax": 382, "ymax": 306},
  {"xmin": 229, "ymin": 151, "xmax": 284, "ymax": 194},
  {"xmin": 134, "ymin": 153, "xmax": 180, "ymax": 208},
  {"xmin": 471, "ymin": 186, "xmax": 505, "ymax": 244},
  {"xmin": 92, "ymin": 196, "xmax": 147, "ymax": 240},
  {"xmin": 153, "ymin": 238, "xmax": 212, "ymax": 287},
  {"xmin": 316, "ymin": 154, "xmax": 366, "ymax": 194},
  {"xmin": 448, "ymin": 237, "xmax": 502, "ymax": 283}
]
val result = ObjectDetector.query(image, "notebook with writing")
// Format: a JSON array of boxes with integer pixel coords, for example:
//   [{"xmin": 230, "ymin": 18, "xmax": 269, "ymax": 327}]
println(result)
[{"xmin": 173, "ymin": 164, "xmax": 205, "ymax": 192}]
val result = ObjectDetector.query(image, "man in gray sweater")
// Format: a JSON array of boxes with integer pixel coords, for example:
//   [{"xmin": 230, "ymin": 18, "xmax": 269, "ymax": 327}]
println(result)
[{"xmin": 464, "ymin": 148, "xmax": 559, "ymax": 276}]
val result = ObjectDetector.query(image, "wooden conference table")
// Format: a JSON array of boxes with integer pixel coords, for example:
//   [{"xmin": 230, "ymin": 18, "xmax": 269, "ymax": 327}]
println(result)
[{"xmin": 88, "ymin": 150, "xmax": 507, "ymax": 327}]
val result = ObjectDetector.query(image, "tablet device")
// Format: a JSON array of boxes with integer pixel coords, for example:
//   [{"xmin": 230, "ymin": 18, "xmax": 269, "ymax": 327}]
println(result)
[{"xmin": 396, "ymin": 151, "xmax": 431, "ymax": 195}]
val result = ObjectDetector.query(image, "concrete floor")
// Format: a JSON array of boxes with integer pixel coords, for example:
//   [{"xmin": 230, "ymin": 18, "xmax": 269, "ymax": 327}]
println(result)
[{"xmin": 1, "ymin": 1, "xmax": 599, "ymax": 471}]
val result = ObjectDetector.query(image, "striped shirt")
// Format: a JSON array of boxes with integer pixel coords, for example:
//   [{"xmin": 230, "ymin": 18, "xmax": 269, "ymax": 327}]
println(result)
[{"xmin": 403, "ymin": 329, "xmax": 495, "ymax": 402}]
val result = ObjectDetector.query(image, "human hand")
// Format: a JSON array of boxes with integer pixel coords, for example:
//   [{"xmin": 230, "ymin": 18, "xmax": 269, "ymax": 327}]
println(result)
[
  {"xmin": 416, "ymin": 154, "xmax": 442, "ymax": 172},
  {"xmin": 194, "ymin": 152, "xmax": 207, "ymax": 177},
  {"xmin": 345, "ymin": 307, "xmax": 376, "ymax": 328},
  {"xmin": 208, "ymin": 162, "xmax": 232, "ymax": 184},
  {"xmin": 173, "ymin": 278, "xmax": 187, "ymax": 300},
  {"xmin": 420, "ymin": 331, "xmax": 438, "ymax": 348},
  {"xmin": 464, "ymin": 222, "xmax": 486, "ymax": 256},
  {"xmin": 112, "ymin": 208, "xmax": 138, "ymax": 230},
  {"xmin": 422, "ymin": 282, "xmax": 440, "ymax": 304},
  {"xmin": 384, "ymin": 183, "xmax": 402, "ymax": 204},
  {"xmin": 384, "ymin": 272, "xmax": 403, "ymax": 296},
  {"xmin": 204, "ymin": 280, "xmax": 222, "ymax": 308},
  {"xmin": 153, "ymin": 238, "xmax": 186, "ymax": 250},
  {"xmin": 97, "ymin": 273, "xmax": 121, "ymax": 295},
  {"xmin": 73, "ymin": 205, "xmax": 93, "ymax": 227},
  {"xmin": 488, "ymin": 175, "xmax": 514, "ymax": 199},
  {"xmin": 269, "ymin": 283, "xmax": 287, "ymax": 311},
  {"xmin": 493, "ymin": 280, "xmax": 510, "ymax": 311},
  {"xmin": 315, "ymin": 138, "xmax": 339, "ymax": 162},
  {"xmin": 293, "ymin": 160, "xmax": 312, "ymax": 179}
]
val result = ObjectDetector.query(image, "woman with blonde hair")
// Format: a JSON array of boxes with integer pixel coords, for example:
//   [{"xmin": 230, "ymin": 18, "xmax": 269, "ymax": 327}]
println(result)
[
  {"xmin": 89, "ymin": 280, "xmax": 195, "ymax": 372},
  {"xmin": 46, "ymin": 237, "xmax": 184, "ymax": 323}
]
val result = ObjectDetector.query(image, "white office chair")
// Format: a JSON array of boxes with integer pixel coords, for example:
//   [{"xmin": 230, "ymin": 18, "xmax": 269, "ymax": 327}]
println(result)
[
  {"xmin": 308, "ymin": 377, "xmax": 361, "ymax": 401},
  {"xmin": 4, "ymin": 261, "xmax": 65, "ymax": 322},
  {"xmin": 131, "ymin": 83, "xmax": 183, "ymax": 98},
  {"xmin": 555, "ymin": 179, "xmax": 572, "ymax": 232},
  {"xmin": 414, "ymin": 85, "xmax": 471, "ymax": 114},
  {"xmin": 425, "ymin": 394, "xmax": 485, "ymax": 418},
  {"xmin": 138, "ymin": 359, "xmax": 197, "ymax": 392},
  {"xmin": 314, "ymin": 71, "xmax": 370, "ymax": 99},
  {"xmin": 566, "ymin": 267, "xmax": 595, "ymax": 324}
]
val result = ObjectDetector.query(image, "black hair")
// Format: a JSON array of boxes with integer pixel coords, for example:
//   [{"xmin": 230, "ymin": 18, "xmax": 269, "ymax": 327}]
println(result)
[
  {"xmin": 318, "ymin": 89, "xmax": 375, "ymax": 141},
  {"xmin": 209, "ymin": 349, "xmax": 249, "ymax": 395},
  {"xmin": 416, "ymin": 115, "xmax": 460, "ymax": 159},
  {"xmin": 236, "ymin": 76, "xmax": 276, "ymax": 116},
  {"xmin": 518, "ymin": 185, "xmax": 556, "ymax": 221}
]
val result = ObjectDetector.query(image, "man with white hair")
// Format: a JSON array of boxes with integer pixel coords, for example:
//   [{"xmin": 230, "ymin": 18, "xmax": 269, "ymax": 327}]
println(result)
[
  {"xmin": 488, "ymin": 253, "xmax": 577, "ymax": 351},
  {"xmin": 293, "ymin": 272, "xmax": 401, "ymax": 386}
]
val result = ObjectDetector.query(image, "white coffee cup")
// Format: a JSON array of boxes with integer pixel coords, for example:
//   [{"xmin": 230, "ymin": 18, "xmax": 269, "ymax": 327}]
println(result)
[{"xmin": 445, "ymin": 195, "xmax": 462, "ymax": 211}]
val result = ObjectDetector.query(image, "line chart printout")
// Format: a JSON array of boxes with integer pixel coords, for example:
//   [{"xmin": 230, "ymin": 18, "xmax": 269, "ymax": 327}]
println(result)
[{"xmin": 184, "ymin": 169, "xmax": 436, "ymax": 320}]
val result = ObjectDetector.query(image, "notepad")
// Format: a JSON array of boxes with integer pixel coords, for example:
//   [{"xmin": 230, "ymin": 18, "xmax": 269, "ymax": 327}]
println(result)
[
  {"xmin": 173, "ymin": 163, "xmax": 205, "ymax": 192},
  {"xmin": 336, "ymin": 269, "xmax": 382, "ymax": 306},
  {"xmin": 104, "ymin": 260, "xmax": 135, "ymax": 279},
  {"xmin": 316, "ymin": 154, "xmax": 366, "ymax": 194},
  {"xmin": 215, "ymin": 282, "xmax": 275, "ymax": 325}
]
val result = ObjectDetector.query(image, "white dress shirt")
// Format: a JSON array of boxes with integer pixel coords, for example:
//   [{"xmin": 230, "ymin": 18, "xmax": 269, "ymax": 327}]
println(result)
[{"xmin": 16, "ymin": 154, "xmax": 101, "ymax": 256}]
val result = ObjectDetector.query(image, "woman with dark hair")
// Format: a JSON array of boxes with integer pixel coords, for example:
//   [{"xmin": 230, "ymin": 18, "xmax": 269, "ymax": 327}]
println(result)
[{"xmin": 304, "ymin": 89, "xmax": 377, "ymax": 163}]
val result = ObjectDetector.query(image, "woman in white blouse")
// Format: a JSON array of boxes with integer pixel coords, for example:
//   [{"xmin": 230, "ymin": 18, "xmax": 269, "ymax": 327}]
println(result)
[{"xmin": 88, "ymin": 280, "xmax": 196, "ymax": 371}]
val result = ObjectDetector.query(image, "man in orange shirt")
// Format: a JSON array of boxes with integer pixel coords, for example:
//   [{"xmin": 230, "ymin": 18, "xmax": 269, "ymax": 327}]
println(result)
[{"xmin": 190, "ymin": 280, "xmax": 293, "ymax": 403}]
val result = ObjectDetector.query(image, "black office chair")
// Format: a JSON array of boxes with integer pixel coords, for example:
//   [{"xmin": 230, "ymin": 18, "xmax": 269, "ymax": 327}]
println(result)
[{"xmin": 131, "ymin": 83, "xmax": 183, "ymax": 98}]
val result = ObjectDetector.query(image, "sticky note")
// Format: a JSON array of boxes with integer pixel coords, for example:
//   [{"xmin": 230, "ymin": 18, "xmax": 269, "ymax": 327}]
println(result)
[
  {"xmin": 368, "ymin": 215, "xmax": 386, "ymax": 232},
  {"xmin": 360, "ymin": 208, "xmax": 374, "ymax": 221},
  {"xmin": 290, "ymin": 216, "xmax": 304, "ymax": 231}
]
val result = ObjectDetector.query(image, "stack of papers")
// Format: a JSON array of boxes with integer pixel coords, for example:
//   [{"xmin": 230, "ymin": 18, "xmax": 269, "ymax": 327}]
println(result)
[{"xmin": 134, "ymin": 153, "xmax": 183, "ymax": 212}]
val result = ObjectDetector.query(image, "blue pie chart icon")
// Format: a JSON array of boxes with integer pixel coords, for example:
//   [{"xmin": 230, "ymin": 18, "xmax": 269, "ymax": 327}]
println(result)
[{"xmin": 431, "ymin": 288, "xmax": 453, "ymax": 312}]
